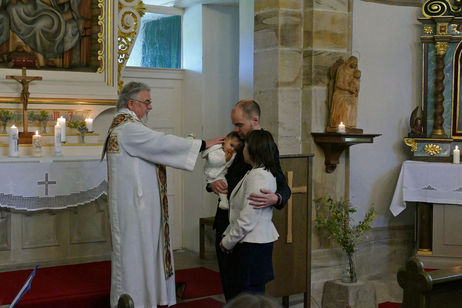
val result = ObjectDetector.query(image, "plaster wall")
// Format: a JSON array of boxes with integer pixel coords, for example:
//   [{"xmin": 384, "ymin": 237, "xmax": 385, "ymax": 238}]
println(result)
[
  {"xmin": 238, "ymin": 0, "xmax": 254, "ymax": 99},
  {"xmin": 181, "ymin": 4, "xmax": 239, "ymax": 251},
  {"xmin": 350, "ymin": 1, "xmax": 419, "ymax": 227}
]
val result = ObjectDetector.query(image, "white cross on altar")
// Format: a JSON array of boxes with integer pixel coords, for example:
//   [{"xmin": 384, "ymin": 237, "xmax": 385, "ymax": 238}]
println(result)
[{"xmin": 37, "ymin": 173, "xmax": 57, "ymax": 196}]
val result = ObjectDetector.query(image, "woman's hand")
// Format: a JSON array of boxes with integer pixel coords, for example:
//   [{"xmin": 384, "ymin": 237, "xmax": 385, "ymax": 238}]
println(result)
[{"xmin": 219, "ymin": 241, "xmax": 232, "ymax": 254}]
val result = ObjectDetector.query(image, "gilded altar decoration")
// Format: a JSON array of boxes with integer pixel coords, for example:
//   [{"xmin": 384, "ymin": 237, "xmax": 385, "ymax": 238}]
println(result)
[
  {"xmin": 424, "ymin": 144, "xmax": 442, "ymax": 155},
  {"xmin": 435, "ymin": 42, "xmax": 449, "ymax": 55},
  {"xmin": 118, "ymin": 0, "xmax": 146, "ymax": 92},
  {"xmin": 404, "ymin": 138, "xmax": 418, "ymax": 152},
  {"xmin": 424, "ymin": 26, "xmax": 434, "ymax": 34},
  {"xmin": 438, "ymin": 23, "xmax": 449, "ymax": 34}
]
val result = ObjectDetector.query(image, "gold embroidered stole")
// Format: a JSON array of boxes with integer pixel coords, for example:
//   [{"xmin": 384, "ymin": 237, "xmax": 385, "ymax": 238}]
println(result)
[
  {"xmin": 156, "ymin": 164, "xmax": 173, "ymax": 278},
  {"xmin": 103, "ymin": 113, "xmax": 173, "ymax": 279}
]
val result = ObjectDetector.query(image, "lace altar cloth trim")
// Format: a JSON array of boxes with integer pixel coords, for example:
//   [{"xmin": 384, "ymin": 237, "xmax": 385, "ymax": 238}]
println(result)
[
  {"xmin": 0, "ymin": 181, "xmax": 107, "ymax": 211},
  {"xmin": 0, "ymin": 159, "xmax": 107, "ymax": 211},
  {"xmin": 390, "ymin": 160, "xmax": 462, "ymax": 216}
]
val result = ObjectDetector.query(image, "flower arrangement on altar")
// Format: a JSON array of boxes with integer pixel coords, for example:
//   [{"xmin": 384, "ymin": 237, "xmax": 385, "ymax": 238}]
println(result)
[
  {"xmin": 67, "ymin": 120, "xmax": 88, "ymax": 143},
  {"xmin": 315, "ymin": 197, "xmax": 375, "ymax": 283},
  {"xmin": 0, "ymin": 110, "xmax": 15, "ymax": 134},
  {"xmin": 28, "ymin": 110, "xmax": 50, "ymax": 133}
]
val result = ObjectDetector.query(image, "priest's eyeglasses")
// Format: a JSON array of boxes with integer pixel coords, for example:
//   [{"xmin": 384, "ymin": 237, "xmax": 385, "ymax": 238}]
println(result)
[{"xmin": 131, "ymin": 99, "xmax": 152, "ymax": 106}]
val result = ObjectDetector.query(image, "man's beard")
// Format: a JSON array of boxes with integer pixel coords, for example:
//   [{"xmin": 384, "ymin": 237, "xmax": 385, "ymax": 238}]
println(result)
[{"xmin": 141, "ymin": 111, "xmax": 150, "ymax": 124}]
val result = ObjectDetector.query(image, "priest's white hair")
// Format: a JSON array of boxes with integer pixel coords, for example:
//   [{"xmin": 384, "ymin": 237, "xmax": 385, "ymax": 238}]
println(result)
[{"xmin": 117, "ymin": 82, "xmax": 151, "ymax": 110}]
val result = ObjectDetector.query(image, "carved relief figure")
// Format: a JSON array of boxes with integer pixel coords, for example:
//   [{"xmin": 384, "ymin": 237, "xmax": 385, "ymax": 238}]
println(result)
[
  {"xmin": 409, "ymin": 106, "xmax": 424, "ymax": 137},
  {"xmin": 0, "ymin": 0, "xmax": 93, "ymax": 69},
  {"xmin": 328, "ymin": 56, "xmax": 361, "ymax": 129}
]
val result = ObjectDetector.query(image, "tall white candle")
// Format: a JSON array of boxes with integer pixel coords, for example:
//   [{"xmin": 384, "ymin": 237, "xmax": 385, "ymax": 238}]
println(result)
[
  {"xmin": 337, "ymin": 122, "xmax": 346, "ymax": 134},
  {"xmin": 57, "ymin": 116, "xmax": 66, "ymax": 143},
  {"xmin": 54, "ymin": 123, "xmax": 62, "ymax": 156},
  {"xmin": 85, "ymin": 118, "xmax": 93, "ymax": 132},
  {"xmin": 8, "ymin": 125, "xmax": 19, "ymax": 157},
  {"xmin": 454, "ymin": 145, "xmax": 460, "ymax": 164},
  {"xmin": 32, "ymin": 130, "xmax": 42, "ymax": 157}
]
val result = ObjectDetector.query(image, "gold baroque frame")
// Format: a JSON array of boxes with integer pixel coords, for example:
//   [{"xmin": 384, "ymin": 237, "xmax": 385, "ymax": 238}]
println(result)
[
  {"xmin": 0, "ymin": 0, "xmax": 117, "ymax": 101},
  {"xmin": 118, "ymin": 0, "xmax": 147, "ymax": 92}
]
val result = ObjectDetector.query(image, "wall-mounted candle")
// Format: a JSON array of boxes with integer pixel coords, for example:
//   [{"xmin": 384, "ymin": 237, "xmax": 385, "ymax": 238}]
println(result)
[
  {"xmin": 57, "ymin": 116, "xmax": 66, "ymax": 143},
  {"xmin": 54, "ymin": 123, "xmax": 62, "ymax": 156},
  {"xmin": 8, "ymin": 125, "xmax": 19, "ymax": 157},
  {"xmin": 337, "ymin": 122, "xmax": 346, "ymax": 134},
  {"xmin": 85, "ymin": 118, "xmax": 93, "ymax": 132},
  {"xmin": 32, "ymin": 130, "xmax": 42, "ymax": 157},
  {"xmin": 454, "ymin": 145, "xmax": 460, "ymax": 164}
]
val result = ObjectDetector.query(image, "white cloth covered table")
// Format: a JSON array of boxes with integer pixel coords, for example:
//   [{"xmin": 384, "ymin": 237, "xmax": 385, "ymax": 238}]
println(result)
[
  {"xmin": 0, "ymin": 156, "xmax": 107, "ymax": 211},
  {"xmin": 390, "ymin": 160, "xmax": 462, "ymax": 216}
]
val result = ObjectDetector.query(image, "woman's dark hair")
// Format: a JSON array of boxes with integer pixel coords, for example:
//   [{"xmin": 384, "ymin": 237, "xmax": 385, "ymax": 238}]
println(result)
[{"xmin": 245, "ymin": 129, "xmax": 277, "ymax": 176}]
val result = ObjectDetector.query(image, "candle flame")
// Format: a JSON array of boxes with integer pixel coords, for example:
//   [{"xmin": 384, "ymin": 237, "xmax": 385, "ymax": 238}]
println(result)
[
  {"xmin": 11, "ymin": 125, "xmax": 16, "ymax": 128},
  {"xmin": 340, "ymin": 122, "xmax": 344, "ymax": 125},
  {"xmin": 35, "ymin": 130, "xmax": 39, "ymax": 135},
  {"xmin": 456, "ymin": 146, "xmax": 459, "ymax": 150}
]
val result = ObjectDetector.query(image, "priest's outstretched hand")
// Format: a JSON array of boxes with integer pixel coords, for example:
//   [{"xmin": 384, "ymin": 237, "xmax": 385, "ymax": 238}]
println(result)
[{"xmin": 205, "ymin": 137, "xmax": 224, "ymax": 149}]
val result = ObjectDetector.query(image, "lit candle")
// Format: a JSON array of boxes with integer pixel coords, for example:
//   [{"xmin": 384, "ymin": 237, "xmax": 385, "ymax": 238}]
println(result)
[
  {"xmin": 85, "ymin": 118, "xmax": 93, "ymax": 132},
  {"xmin": 337, "ymin": 122, "xmax": 346, "ymax": 134},
  {"xmin": 54, "ymin": 123, "xmax": 62, "ymax": 156},
  {"xmin": 32, "ymin": 130, "xmax": 42, "ymax": 157},
  {"xmin": 8, "ymin": 125, "xmax": 19, "ymax": 157},
  {"xmin": 454, "ymin": 145, "xmax": 460, "ymax": 164},
  {"xmin": 57, "ymin": 116, "xmax": 66, "ymax": 143}
]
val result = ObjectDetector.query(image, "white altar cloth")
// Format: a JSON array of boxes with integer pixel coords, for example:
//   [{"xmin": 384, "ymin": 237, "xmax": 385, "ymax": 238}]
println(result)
[
  {"xmin": 0, "ymin": 156, "xmax": 107, "ymax": 211},
  {"xmin": 390, "ymin": 160, "xmax": 462, "ymax": 216}
]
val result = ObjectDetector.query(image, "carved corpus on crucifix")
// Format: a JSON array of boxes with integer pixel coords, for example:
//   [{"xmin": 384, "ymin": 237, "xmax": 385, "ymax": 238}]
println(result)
[{"xmin": 6, "ymin": 67, "xmax": 42, "ymax": 143}]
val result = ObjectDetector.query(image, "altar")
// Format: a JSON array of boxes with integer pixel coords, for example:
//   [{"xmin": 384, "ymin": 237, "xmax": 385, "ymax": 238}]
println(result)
[
  {"xmin": 390, "ymin": 160, "xmax": 462, "ymax": 267},
  {"xmin": 0, "ymin": 156, "xmax": 111, "ymax": 271}
]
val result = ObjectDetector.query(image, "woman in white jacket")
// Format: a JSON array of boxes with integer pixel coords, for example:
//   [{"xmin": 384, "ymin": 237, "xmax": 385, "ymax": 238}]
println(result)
[{"xmin": 220, "ymin": 129, "xmax": 279, "ymax": 298}]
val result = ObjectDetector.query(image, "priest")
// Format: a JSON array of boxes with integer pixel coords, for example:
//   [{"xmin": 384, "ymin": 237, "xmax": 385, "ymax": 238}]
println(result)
[{"xmin": 102, "ymin": 82, "xmax": 222, "ymax": 308}]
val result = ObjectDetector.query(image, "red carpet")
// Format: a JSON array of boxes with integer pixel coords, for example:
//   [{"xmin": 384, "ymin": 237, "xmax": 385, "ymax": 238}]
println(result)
[
  {"xmin": 0, "ymin": 262, "xmax": 223, "ymax": 307},
  {"xmin": 0, "ymin": 261, "xmax": 111, "ymax": 308},
  {"xmin": 175, "ymin": 267, "xmax": 223, "ymax": 299},
  {"xmin": 379, "ymin": 302, "xmax": 400, "ymax": 308},
  {"xmin": 173, "ymin": 298, "xmax": 224, "ymax": 308}
]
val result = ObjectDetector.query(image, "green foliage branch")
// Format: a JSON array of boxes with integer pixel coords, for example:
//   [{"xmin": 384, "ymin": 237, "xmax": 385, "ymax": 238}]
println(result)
[
  {"xmin": 315, "ymin": 197, "xmax": 375, "ymax": 255},
  {"xmin": 67, "ymin": 120, "xmax": 88, "ymax": 134},
  {"xmin": 0, "ymin": 110, "xmax": 15, "ymax": 123},
  {"xmin": 28, "ymin": 110, "xmax": 50, "ymax": 122}
]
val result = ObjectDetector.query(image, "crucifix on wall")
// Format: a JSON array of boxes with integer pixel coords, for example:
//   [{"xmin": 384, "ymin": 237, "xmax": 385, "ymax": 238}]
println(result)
[{"xmin": 6, "ymin": 67, "xmax": 42, "ymax": 143}]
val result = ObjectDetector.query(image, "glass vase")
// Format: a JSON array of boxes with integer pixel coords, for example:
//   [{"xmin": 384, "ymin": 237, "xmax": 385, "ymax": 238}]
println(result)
[
  {"xmin": 40, "ymin": 121, "xmax": 47, "ymax": 134},
  {"xmin": 1, "ymin": 123, "xmax": 6, "ymax": 134},
  {"xmin": 341, "ymin": 252, "xmax": 357, "ymax": 283},
  {"xmin": 79, "ymin": 132, "xmax": 86, "ymax": 144}
]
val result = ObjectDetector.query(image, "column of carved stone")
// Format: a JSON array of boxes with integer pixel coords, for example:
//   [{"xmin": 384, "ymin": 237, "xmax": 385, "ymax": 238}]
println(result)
[
  {"xmin": 432, "ymin": 41, "xmax": 448, "ymax": 137},
  {"xmin": 254, "ymin": 0, "xmax": 303, "ymax": 153}
]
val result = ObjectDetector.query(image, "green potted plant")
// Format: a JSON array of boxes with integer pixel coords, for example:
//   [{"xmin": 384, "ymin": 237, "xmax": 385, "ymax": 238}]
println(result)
[
  {"xmin": 315, "ymin": 197, "xmax": 375, "ymax": 283},
  {"xmin": 0, "ymin": 110, "xmax": 15, "ymax": 134}
]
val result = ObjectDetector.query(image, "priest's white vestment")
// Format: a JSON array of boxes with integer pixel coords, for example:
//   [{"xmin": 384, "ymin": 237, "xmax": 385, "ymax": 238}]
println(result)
[{"xmin": 106, "ymin": 109, "xmax": 202, "ymax": 308}]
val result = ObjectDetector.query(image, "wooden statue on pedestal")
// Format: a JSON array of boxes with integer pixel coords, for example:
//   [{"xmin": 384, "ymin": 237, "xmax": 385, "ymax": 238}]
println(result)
[{"xmin": 327, "ymin": 56, "xmax": 363, "ymax": 134}]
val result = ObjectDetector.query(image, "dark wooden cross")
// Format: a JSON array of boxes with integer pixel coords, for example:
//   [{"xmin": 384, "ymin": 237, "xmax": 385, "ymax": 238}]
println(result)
[
  {"xmin": 286, "ymin": 170, "xmax": 307, "ymax": 244},
  {"xmin": 6, "ymin": 67, "xmax": 42, "ymax": 133},
  {"xmin": 37, "ymin": 173, "xmax": 57, "ymax": 196}
]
